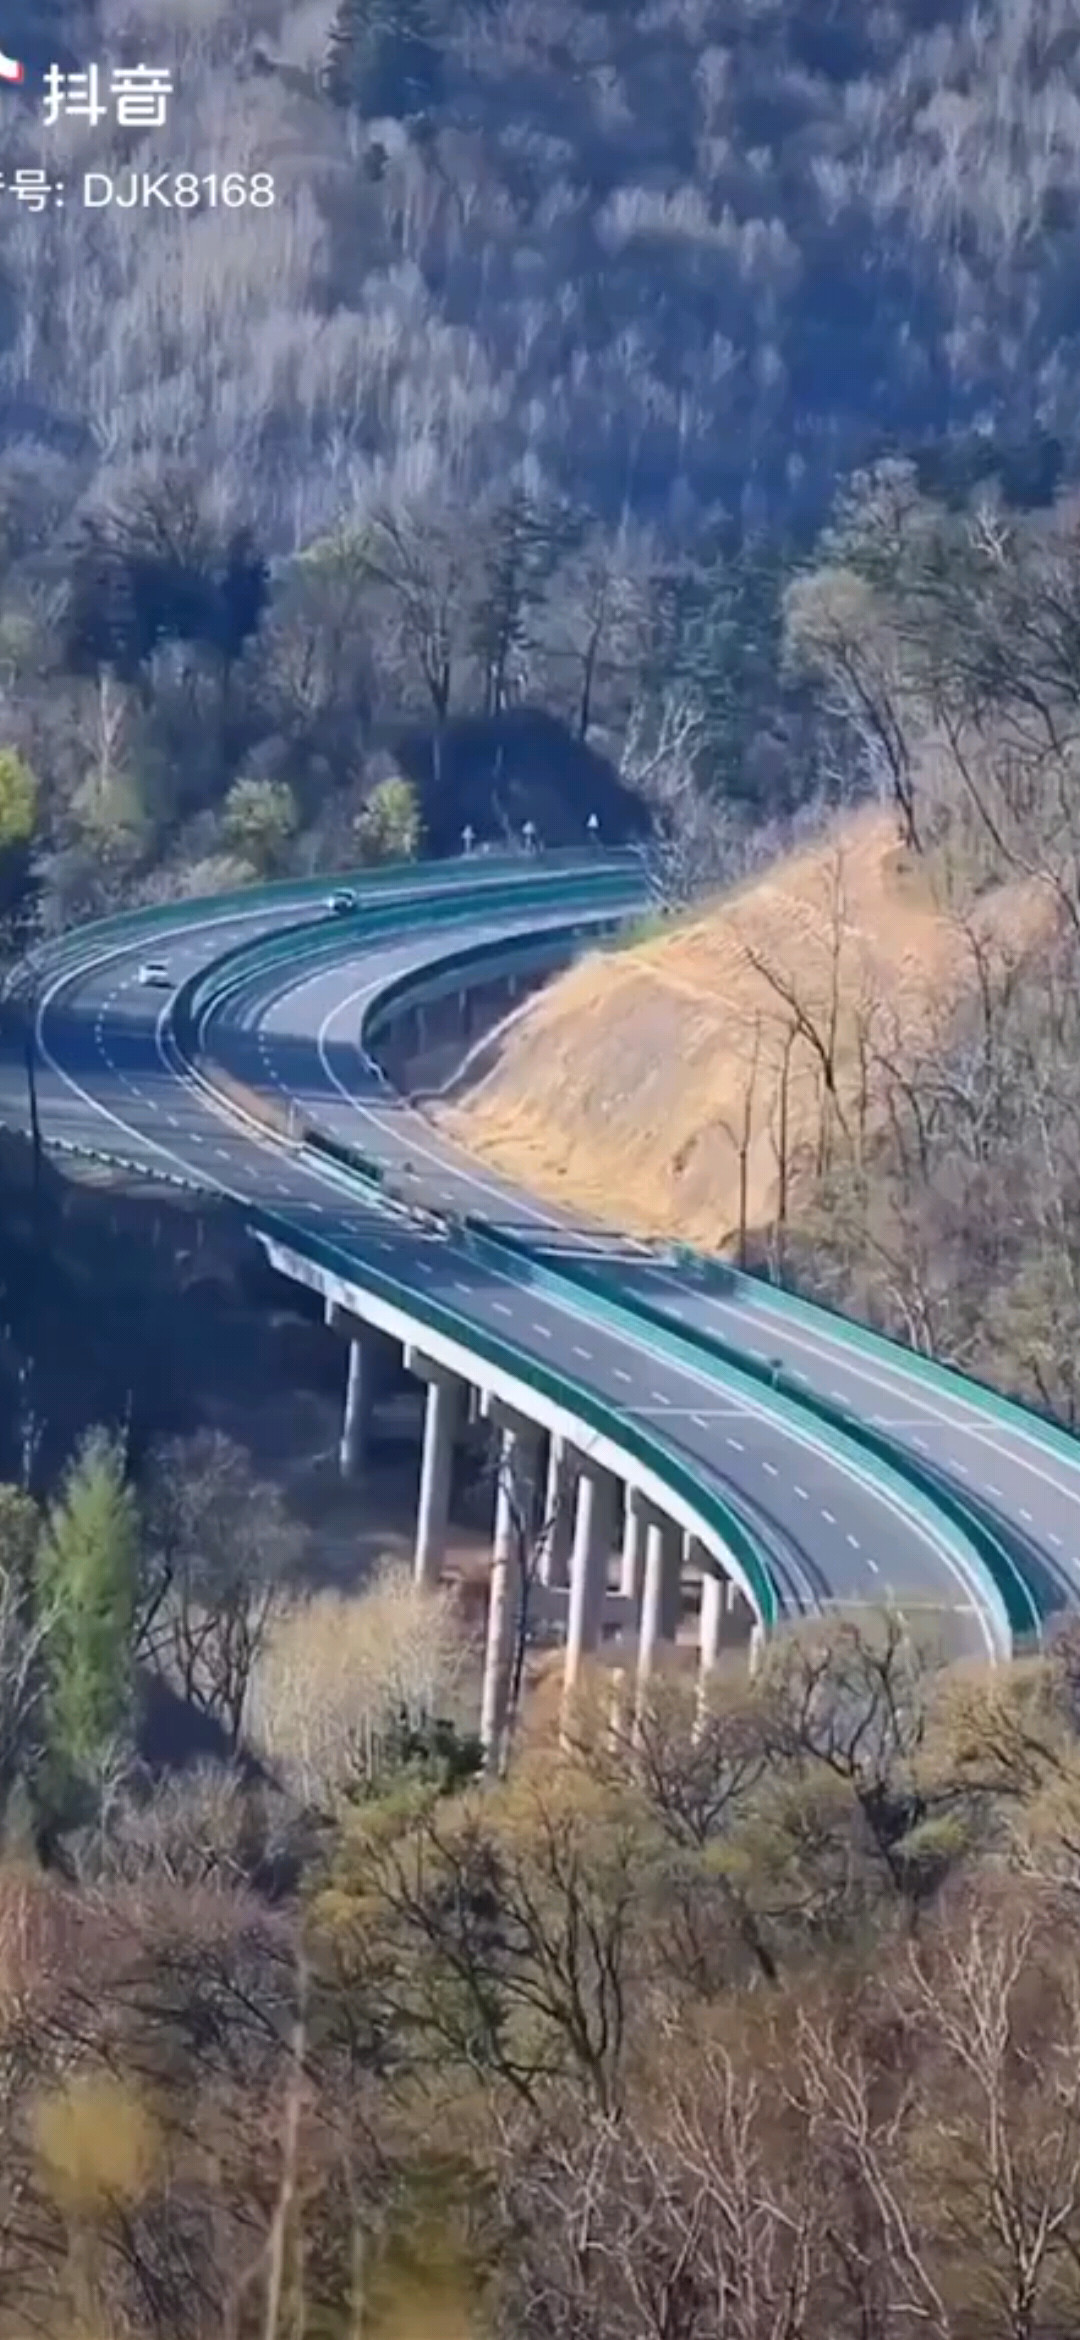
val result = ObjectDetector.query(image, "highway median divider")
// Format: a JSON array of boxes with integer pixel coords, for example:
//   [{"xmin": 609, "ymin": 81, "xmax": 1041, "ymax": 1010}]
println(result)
[
  {"xmin": 202, "ymin": 1063, "xmax": 299, "ymax": 1142},
  {"xmin": 704, "ymin": 1255, "xmax": 1080, "ymax": 1483},
  {"xmin": 459, "ymin": 1220, "xmax": 1042, "ymax": 1649},
  {"xmin": 299, "ymin": 1126, "xmax": 384, "ymax": 1183},
  {"xmin": 169, "ymin": 871, "xmax": 642, "ymax": 1073},
  {"xmin": 165, "ymin": 876, "xmax": 644, "ymax": 1162}
]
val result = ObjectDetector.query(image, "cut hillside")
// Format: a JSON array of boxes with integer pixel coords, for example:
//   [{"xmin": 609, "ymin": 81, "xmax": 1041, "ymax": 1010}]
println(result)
[{"xmin": 438, "ymin": 809, "xmax": 1054, "ymax": 1252}]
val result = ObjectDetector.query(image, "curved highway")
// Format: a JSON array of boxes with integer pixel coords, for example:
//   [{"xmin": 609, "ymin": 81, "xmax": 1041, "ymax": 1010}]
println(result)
[{"xmin": 1, "ymin": 857, "xmax": 1060, "ymax": 1666}]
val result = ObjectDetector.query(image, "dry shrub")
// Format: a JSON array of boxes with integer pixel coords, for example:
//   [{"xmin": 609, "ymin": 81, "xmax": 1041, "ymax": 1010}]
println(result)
[
  {"xmin": 248, "ymin": 1564, "xmax": 471, "ymax": 1804},
  {"xmin": 0, "ymin": 1868, "xmax": 90, "ymax": 2034},
  {"xmin": 32, "ymin": 2072, "xmax": 161, "ymax": 2213}
]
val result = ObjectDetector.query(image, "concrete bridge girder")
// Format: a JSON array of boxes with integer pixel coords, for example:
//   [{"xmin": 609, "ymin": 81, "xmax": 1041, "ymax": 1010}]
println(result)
[{"xmin": 282, "ymin": 1239, "xmax": 768, "ymax": 1760}]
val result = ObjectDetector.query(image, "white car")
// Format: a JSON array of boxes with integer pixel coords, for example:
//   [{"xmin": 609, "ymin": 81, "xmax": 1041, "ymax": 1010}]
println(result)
[
  {"xmin": 137, "ymin": 959, "xmax": 171, "ymax": 988},
  {"xmin": 326, "ymin": 889, "xmax": 358, "ymax": 914}
]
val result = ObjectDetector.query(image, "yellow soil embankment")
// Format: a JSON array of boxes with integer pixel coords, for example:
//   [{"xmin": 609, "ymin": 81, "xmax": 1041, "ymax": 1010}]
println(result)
[{"xmin": 438, "ymin": 808, "xmax": 1052, "ymax": 1251}]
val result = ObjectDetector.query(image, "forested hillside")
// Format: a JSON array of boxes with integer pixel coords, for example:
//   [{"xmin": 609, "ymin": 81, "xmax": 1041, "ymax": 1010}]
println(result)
[
  {"xmin": 0, "ymin": 0, "xmax": 1078, "ymax": 929},
  {"xmin": 2, "ymin": 8, "xmax": 1080, "ymax": 2335}
]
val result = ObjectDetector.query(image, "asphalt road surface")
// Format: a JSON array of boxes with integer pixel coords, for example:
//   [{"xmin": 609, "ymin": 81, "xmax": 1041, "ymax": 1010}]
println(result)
[{"xmin": 0, "ymin": 871, "xmax": 1022, "ymax": 1663}]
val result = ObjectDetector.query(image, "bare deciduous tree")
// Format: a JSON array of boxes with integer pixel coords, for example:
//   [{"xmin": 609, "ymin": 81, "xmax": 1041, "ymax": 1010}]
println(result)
[{"xmin": 140, "ymin": 1432, "xmax": 305, "ymax": 1752}]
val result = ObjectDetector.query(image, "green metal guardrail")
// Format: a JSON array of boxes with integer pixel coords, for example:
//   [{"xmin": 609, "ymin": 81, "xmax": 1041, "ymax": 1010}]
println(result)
[
  {"xmin": 329, "ymin": 913, "xmax": 1046, "ymax": 1647},
  {"xmin": 247, "ymin": 1202, "xmax": 781, "ymax": 1630},
  {"xmin": 253, "ymin": 1105, "xmax": 1014, "ymax": 1654},
  {"xmin": 29, "ymin": 849, "xmax": 643, "ymax": 977},
  {"xmin": 170, "ymin": 882, "xmax": 1021, "ymax": 1657},
  {"xmin": 29, "ymin": 845, "xmax": 1030, "ymax": 1656},
  {"xmin": 158, "ymin": 880, "xmax": 789, "ymax": 1630},
  {"xmin": 703, "ymin": 1257, "xmax": 1080, "ymax": 1479},
  {"xmin": 360, "ymin": 916, "xmax": 627, "ymax": 1045},
  {"xmin": 172, "ymin": 869, "xmax": 644, "ymax": 1059},
  {"xmin": 454, "ymin": 1220, "xmax": 1040, "ymax": 1647}
]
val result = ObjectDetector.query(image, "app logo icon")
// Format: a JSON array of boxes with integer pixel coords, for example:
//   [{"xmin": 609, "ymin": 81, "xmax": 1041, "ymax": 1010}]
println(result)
[{"xmin": 0, "ymin": 50, "xmax": 23, "ymax": 83}]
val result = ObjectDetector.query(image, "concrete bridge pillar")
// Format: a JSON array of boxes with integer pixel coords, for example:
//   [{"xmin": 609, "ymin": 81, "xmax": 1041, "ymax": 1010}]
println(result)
[
  {"xmin": 634, "ymin": 1515, "xmax": 682, "ymax": 1737},
  {"xmin": 607, "ymin": 1488, "xmax": 652, "ymax": 1741},
  {"xmin": 659, "ymin": 1525, "xmax": 683, "ymax": 1644},
  {"xmin": 406, "ymin": 1348, "xmax": 465, "ymax": 1588},
  {"xmin": 339, "ymin": 1333, "xmax": 375, "ymax": 1478},
  {"xmin": 719, "ymin": 1578, "xmax": 756, "ymax": 1651},
  {"xmin": 695, "ymin": 1547, "xmax": 759, "ymax": 1726},
  {"xmin": 698, "ymin": 1563, "xmax": 725, "ymax": 1679},
  {"xmin": 562, "ymin": 1462, "xmax": 617, "ymax": 1708},
  {"xmin": 540, "ymin": 1433, "xmax": 577, "ymax": 1588},
  {"xmin": 695, "ymin": 1539, "xmax": 725, "ymax": 1737},
  {"xmin": 619, "ymin": 1491, "xmax": 647, "ymax": 1614},
  {"xmin": 479, "ymin": 1410, "xmax": 540, "ymax": 1770},
  {"xmin": 326, "ymin": 1304, "xmax": 397, "ymax": 1479}
]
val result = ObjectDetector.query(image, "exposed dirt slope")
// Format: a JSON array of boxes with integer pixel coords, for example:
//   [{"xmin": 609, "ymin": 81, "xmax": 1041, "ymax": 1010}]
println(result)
[{"xmin": 438, "ymin": 809, "xmax": 1051, "ymax": 1250}]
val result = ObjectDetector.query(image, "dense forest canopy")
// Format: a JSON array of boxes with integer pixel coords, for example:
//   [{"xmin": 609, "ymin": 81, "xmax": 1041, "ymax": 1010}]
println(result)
[
  {"xmin": 7, "ymin": 0, "xmax": 1080, "ymax": 530},
  {"xmin": 0, "ymin": 0, "xmax": 1075, "ymax": 923},
  {"xmin": 0, "ymin": 7, "xmax": 1079, "ymax": 2333}
]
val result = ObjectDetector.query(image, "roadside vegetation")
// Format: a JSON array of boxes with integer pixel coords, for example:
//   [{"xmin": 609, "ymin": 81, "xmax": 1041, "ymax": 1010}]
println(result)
[
  {"xmin": 0, "ymin": 1514, "xmax": 1077, "ymax": 2338},
  {"xmin": 2, "ymin": 0, "xmax": 1080, "ymax": 937},
  {"xmin": 450, "ymin": 466, "xmax": 1080, "ymax": 1426},
  {"xmin": 4, "ymin": 0, "xmax": 1080, "ymax": 2326}
]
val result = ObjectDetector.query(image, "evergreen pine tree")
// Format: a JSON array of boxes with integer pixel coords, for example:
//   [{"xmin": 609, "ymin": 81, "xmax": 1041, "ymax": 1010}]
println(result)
[
  {"xmin": 35, "ymin": 1429, "xmax": 138, "ymax": 1779},
  {"xmin": 325, "ymin": 0, "xmax": 444, "ymax": 117}
]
